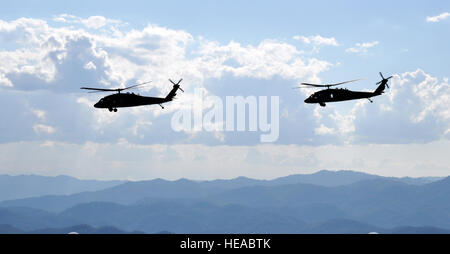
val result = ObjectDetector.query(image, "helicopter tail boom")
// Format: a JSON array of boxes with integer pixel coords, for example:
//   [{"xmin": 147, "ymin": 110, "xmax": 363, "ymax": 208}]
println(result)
[{"xmin": 374, "ymin": 82, "xmax": 386, "ymax": 95}]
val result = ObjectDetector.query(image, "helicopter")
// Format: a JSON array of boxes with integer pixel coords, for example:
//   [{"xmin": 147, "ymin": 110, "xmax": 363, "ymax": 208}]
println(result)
[
  {"xmin": 298, "ymin": 72, "xmax": 392, "ymax": 107},
  {"xmin": 81, "ymin": 79, "xmax": 184, "ymax": 112}
]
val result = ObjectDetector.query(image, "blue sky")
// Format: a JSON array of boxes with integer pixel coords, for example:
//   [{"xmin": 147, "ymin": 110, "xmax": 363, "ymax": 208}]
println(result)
[{"xmin": 0, "ymin": 0, "xmax": 449, "ymax": 180}]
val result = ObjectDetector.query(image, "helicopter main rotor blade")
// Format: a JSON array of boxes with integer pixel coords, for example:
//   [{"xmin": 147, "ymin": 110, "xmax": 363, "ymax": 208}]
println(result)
[
  {"xmin": 80, "ymin": 87, "xmax": 119, "ymax": 92},
  {"xmin": 122, "ymin": 81, "xmax": 152, "ymax": 91},
  {"xmin": 81, "ymin": 81, "xmax": 151, "ymax": 93},
  {"xmin": 292, "ymin": 86, "xmax": 317, "ymax": 89},
  {"xmin": 299, "ymin": 83, "xmax": 328, "ymax": 87},
  {"xmin": 87, "ymin": 90, "xmax": 112, "ymax": 93},
  {"xmin": 332, "ymin": 79, "xmax": 363, "ymax": 86},
  {"xmin": 300, "ymin": 79, "xmax": 362, "ymax": 88}
]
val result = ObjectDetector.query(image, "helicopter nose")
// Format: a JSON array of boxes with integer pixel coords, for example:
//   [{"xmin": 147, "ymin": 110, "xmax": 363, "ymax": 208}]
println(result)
[
  {"xmin": 304, "ymin": 98, "xmax": 311, "ymax": 103},
  {"xmin": 94, "ymin": 102, "xmax": 100, "ymax": 108}
]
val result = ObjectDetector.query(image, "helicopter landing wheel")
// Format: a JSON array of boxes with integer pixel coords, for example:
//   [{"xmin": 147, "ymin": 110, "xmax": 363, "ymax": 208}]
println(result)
[
  {"xmin": 108, "ymin": 108, "xmax": 113, "ymax": 112},
  {"xmin": 113, "ymin": 108, "xmax": 117, "ymax": 112}
]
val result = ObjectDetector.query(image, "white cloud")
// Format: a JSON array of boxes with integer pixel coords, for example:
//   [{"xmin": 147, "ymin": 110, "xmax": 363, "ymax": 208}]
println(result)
[
  {"xmin": 293, "ymin": 35, "xmax": 339, "ymax": 46},
  {"xmin": 82, "ymin": 16, "xmax": 108, "ymax": 29},
  {"xmin": 0, "ymin": 72, "xmax": 12, "ymax": 87},
  {"xmin": 195, "ymin": 39, "xmax": 332, "ymax": 81},
  {"xmin": 33, "ymin": 124, "xmax": 56, "ymax": 134},
  {"xmin": 84, "ymin": 61, "xmax": 97, "ymax": 70},
  {"xmin": 31, "ymin": 109, "xmax": 47, "ymax": 121},
  {"xmin": 402, "ymin": 70, "xmax": 450, "ymax": 123},
  {"xmin": 426, "ymin": 12, "xmax": 450, "ymax": 23},
  {"xmin": 1, "ymin": 15, "xmax": 449, "ymax": 149},
  {"xmin": 0, "ymin": 15, "xmax": 335, "ymax": 143},
  {"xmin": 346, "ymin": 41, "xmax": 379, "ymax": 54},
  {"xmin": 311, "ymin": 69, "xmax": 450, "ymax": 144},
  {"xmin": 131, "ymin": 120, "xmax": 153, "ymax": 137},
  {"xmin": 315, "ymin": 124, "xmax": 335, "ymax": 135},
  {"xmin": 0, "ymin": 16, "xmax": 332, "ymax": 94},
  {"xmin": 52, "ymin": 14, "xmax": 122, "ymax": 29}
]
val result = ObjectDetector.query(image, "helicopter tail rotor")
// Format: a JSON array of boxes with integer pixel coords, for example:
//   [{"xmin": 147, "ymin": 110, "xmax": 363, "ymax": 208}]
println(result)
[
  {"xmin": 169, "ymin": 79, "xmax": 184, "ymax": 92},
  {"xmin": 166, "ymin": 78, "xmax": 184, "ymax": 101},
  {"xmin": 376, "ymin": 72, "xmax": 392, "ymax": 88}
]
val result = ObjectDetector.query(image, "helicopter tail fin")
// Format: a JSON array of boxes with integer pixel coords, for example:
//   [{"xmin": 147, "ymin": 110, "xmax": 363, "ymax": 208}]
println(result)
[
  {"xmin": 374, "ymin": 73, "xmax": 392, "ymax": 96},
  {"xmin": 165, "ymin": 79, "xmax": 184, "ymax": 101},
  {"xmin": 374, "ymin": 82, "xmax": 386, "ymax": 95}
]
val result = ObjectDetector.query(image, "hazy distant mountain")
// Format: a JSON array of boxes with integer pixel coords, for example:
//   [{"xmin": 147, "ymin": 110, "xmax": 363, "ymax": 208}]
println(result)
[
  {"xmin": 208, "ymin": 177, "xmax": 450, "ymax": 228},
  {"xmin": 29, "ymin": 224, "xmax": 145, "ymax": 234},
  {"xmin": 1, "ymin": 170, "xmax": 442, "ymax": 212},
  {"xmin": 201, "ymin": 170, "xmax": 433, "ymax": 188},
  {"xmin": 0, "ymin": 206, "xmax": 80, "ymax": 231},
  {"xmin": 389, "ymin": 176, "xmax": 444, "ymax": 185},
  {"xmin": 0, "ymin": 171, "xmax": 448, "ymax": 233},
  {"xmin": 59, "ymin": 201, "xmax": 307, "ymax": 234},
  {"xmin": 269, "ymin": 170, "xmax": 381, "ymax": 187},
  {"xmin": 1, "ymin": 201, "xmax": 449, "ymax": 234},
  {"xmin": 0, "ymin": 178, "xmax": 230, "ymax": 212},
  {"xmin": 299, "ymin": 219, "xmax": 450, "ymax": 234},
  {"xmin": 302, "ymin": 219, "xmax": 384, "ymax": 234},
  {"xmin": 0, "ymin": 224, "xmax": 23, "ymax": 234},
  {"xmin": 387, "ymin": 226, "xmax": 450, "ymax": 234},
  {"xmin": 0, "ymin": 224, "xmax": 144, "ymax": 234},
  {"xmin": 0, "ymin": 174, "xmax": 125, "ymax": 201}
]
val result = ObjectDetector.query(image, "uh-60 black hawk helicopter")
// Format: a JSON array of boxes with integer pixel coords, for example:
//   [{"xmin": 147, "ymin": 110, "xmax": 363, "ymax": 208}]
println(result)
[
  {"xmin": 81, "ymin": 79, "xmax": 184, "ymax": 112},
  {"xmin": 297, "ymin": 72, "xmax": 392, "ymax": 107}
]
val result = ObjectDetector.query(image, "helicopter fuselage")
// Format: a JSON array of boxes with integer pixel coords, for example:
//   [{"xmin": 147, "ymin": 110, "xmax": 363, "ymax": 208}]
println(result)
[
  {"xmin": 304, "ymin": 88, "xmax": 378, "ymax": 104},
  {"xmin": 94, "ymin": 92, "xmax": 170, "ymax": 109},
  {"xmin": 304, "ymin": 80, "xmax": 388, "ymax": 107}
]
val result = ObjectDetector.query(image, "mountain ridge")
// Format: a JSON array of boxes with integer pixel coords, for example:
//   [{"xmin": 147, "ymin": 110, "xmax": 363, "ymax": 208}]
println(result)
[
  {"xmin": 0, "ymin": 170, "xmax": 448, "ymax": 232},
  {"xmin": 0, "ymin": 174, "xmax": 125, "ymax": 202}
]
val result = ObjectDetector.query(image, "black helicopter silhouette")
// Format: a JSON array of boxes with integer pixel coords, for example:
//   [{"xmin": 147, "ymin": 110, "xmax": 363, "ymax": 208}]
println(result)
[
  {"xmin": 298, "ymin": 72, "xmax": 392, "ymax": 107},
  {"xmin": 81, "ymin": 79, "xmax": 183, "ymax": 112}
]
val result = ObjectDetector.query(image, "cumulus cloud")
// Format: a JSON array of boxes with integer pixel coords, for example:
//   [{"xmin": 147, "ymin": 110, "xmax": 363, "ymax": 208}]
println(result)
[
  {"xmin": 33, "ymin": 124, "xmax": 56, "ymax": 134},
  {"xmin": 426, "ymin": 12, "xmax": 450, "ymax": 23},
  {"xmin": 346, "ymin": 41, "xmax": 379, "ymax": 54},
  {"xmin": 195, "ymin": 39, "xmax": 332, "ymax": 81},
  {"xmin": 52, "ymin": 14, "xmax": 122, "ymax": 29},
  {"xmin": 0, "ymin": 15, "xmax": 335, "ymax": 145},
  {"xmin": 31, "ymin": 109, "xmax": 47, "ymax": 121},
  {"xmin": 0, "ymin": 15, "xmax": 448, "ymax": 149},
  {"xmin": 315, "ymin": 124, "xmax": 335, "ymax": 135},
  {"xmin": 398, "ymin": 70, "xmax": 450, "ymax": 124},
  {"xmin": 293, "ymin": 35, "xmax": 339, "ymax": 46},
  {"xmin": 1, "ymin": 14, "xmax": 450, "ymax": 180},
  {"xmin": 312, "ymin": 70, "xmax": 450, "ymax": 144}
]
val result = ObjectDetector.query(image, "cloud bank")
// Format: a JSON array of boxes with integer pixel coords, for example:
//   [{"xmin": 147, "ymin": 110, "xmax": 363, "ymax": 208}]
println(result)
[{"xmin": 1, "ymin": 15, "xmax": 449, "ymax": 179}]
